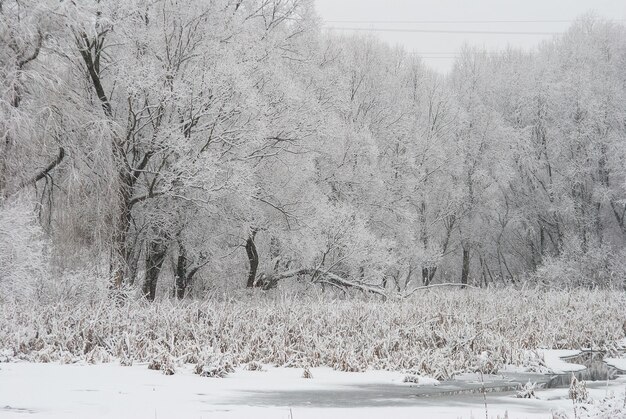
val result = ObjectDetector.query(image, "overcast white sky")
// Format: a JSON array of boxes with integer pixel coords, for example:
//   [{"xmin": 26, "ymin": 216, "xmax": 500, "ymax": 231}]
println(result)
[{"xmin": 315, "ymin": 0, "xmax": 626, "ymax": 73}]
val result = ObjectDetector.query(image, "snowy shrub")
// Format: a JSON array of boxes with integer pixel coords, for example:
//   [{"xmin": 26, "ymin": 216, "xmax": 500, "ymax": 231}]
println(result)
[
  {"xmin": 575, "ymin": 388, "xmax": 626, "ymax": 419},
  {"xmin": 36, "ymin": 268, "xmax": 110, "ymax": 305},
  {"xmin": 302, "ymin": 366, "xmax": 313, "ymax": 379},
  {"xmin": 333, "ymin": 353, "xmax": 367, "ymax": 372},
  {"xmin": 516, "ymin": 381, "xmax": 537, "ymax": 399},
  {"xmin": 194, "ymin": 353, "xmax": 235, "ymax": 378},
  {"xmin": 86, "ymin": 347, "xmax": 111, "ymax": 364},
  {"xmin": 531, "ymin": 238, "xmax": 626, "ymax": 288},
  {"xmin": 119, "ymin": 354, "xmax": 133, "ymax": 367},
  {"xmin": 404, "ymin": 372, "xmax": 440, "ymax": 386},
  {"xmin": 552, "ymin": 410, "xmax": 570, "ymax": 419},
  {"xmin": 550, "ymin": 391, "xmax": 626, "ymax": 419},
  {"xmin": 569, "ymin": 374, "xmax": 589, "ymax": 404},
  {"xmin": 245, "ymin": 361, "xmax": 265, "ymax": 371},
  {"xmin": 402, "ymin": 373, "xmax": 421, "ymax": 384},
  {"xmin": 0, "ymin": 348, "xmax": 14, "ymax": 362},
  {"xmin": 520, "ymin": 350, "xmax": 551, "ymax": 373},
  {"xmin": 0, "ymin": 199, "xmax": 111, "ymax": 305},
  {"xmin": 0, "ymin": 197, "xmax": 48, "ymax": 301},
  {"xmin": 148, "ymin": 353, "xmax": 176, "ymax": 375},
  {"xmin": 476, "ymin": 350, "xmax": 499, "ymax": 374}
]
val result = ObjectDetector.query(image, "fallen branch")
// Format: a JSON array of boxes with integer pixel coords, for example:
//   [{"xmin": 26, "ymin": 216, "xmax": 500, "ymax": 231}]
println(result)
[
  {"xmin": 402, "ymin": 282, "xmax": 479, "ymax": 298},
  {"xmin": 259, "ymin": 268, "xmax": 388, "ymax": 297}
]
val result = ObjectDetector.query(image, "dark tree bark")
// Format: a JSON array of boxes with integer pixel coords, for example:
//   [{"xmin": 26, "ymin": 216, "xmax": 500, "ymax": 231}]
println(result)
[
  {"xmin": 175, "ymin": 244, "xmax": 190, "ymax": 299},
  {"xmin": 175, "ymin": 262, "xmax": 203, "ymax": 299},
  {"xmin": 173, "ymin": 238, "xmax": 209, "ymax": 299},
  {"xmin": 460, "ymin": 246, "xmax": 470, "ymax": 288},
  {"xmin": 245, "ymin": 231, "xmax": 259, "ymax": 288},
  {"xmin": 143, "ymin": 240, "xmax": 168, "ymax": 301},
  {"xmin": 422, "ymin": 267, "xmax": 436, "ymax": 287}
]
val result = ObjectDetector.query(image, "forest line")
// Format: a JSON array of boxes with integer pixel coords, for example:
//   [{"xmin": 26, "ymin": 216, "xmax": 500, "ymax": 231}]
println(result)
[{"xmin": 1, "ymin": 0, "xmax": 626, "ymax": 300}]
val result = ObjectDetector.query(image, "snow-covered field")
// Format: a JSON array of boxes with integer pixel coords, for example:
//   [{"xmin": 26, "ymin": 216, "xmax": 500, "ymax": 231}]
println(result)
[
  {"xmin": 1, "ymin": 360, "xmax": 625, "ymax": 419},
  {"xmin": 1, "ymin": 290, "xmax": 625, "ymax": 418}
]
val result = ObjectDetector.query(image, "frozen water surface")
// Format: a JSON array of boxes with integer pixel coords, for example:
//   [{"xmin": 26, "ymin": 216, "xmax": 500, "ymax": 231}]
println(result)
[{"xmin": 1, "ymin": 351, "xmax": 625, "ymax": 419}]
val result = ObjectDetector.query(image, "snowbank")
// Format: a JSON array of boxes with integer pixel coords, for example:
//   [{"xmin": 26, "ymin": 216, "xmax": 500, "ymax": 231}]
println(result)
[{"xmin": 539, "ymin": 349, "xmax": 586, "ymax": 374}]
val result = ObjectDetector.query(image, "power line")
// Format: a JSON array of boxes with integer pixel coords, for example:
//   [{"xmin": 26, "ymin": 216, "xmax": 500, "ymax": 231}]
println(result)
[
  {"xmin": 325, "ymin": 27, "xmax": 560, "ymax": 35},
  {"xmin": 416, "ymin": 51, "xmax": 528, "ymax": 55},
  {"xmin": 414, "ymin": 52, "xmax": 500, "ymax": 55},
  {"xmin": 323, "ymin": 19, "xmax": 625, "ymax": 24}
]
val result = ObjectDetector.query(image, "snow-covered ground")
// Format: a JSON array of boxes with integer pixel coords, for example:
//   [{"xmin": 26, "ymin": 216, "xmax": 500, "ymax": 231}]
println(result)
[
  {"xmin": 1, "ymin": 360, "xmax": 625, "ymax": 419},
  {"xmin": 539, "ymin": 350, "xmax": 586, "ymax": 374},
  {"xmin": 1, "ymin": 297, "xmax": 624, "ymax": 419},
  {"xmin": 606, "ymin": 358, "xmax": 626, "ymax": 372}
]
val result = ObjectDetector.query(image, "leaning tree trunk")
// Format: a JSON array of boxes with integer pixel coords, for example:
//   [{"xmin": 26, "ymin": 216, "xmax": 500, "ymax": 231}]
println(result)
[
  {"xmin": 143, "ymin": 240, "xmax": 168, "ymax": 301},
  {"xmin": 245, "ymin": 231, "xmax": 259, "ymax": 288}
]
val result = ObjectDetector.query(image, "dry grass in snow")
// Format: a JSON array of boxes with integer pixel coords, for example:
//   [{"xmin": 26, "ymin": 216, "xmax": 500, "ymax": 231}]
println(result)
[{"xmin": 1, "ymin": 289, "xmax": 624, "ymax": 380}]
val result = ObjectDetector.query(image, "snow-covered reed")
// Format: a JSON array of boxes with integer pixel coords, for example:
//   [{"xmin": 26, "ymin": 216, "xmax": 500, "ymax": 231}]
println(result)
[{"xmin": 1, "ymin": 289, "xmax": 624, "ymax": 379}]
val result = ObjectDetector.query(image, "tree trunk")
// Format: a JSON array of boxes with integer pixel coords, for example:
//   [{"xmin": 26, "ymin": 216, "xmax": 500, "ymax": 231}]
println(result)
[
  {"xmin": 269, "ymin": 236, "xmax": 281, "ymax": 271},
  {"xmin": 422, "ymin": 267, "xmax": 431, "ymax": 286},
  {"xmin": 245, "ymin": 231, "xmax": 259, "ymax": 288},
  {"xmin": 126, "ymin": 242, "xmax": 141, "ymax": 286},
  {"xmin": 175, "ymin": 243, "xmax": 190, "ymax": 299},
  {"xmin": 537, "ymin": 224, "xmax": 546, "ymax": 265},
  {"xmin": 174, "ymin": 239, "xmax": 208, "ymax": 299},
  {"xmin": 610, "ymin": 201, "xmax": 626, "ymax": 235},
  {"xmin": 77, "ymin": 31, "xmax": 137, "ymax": 291},
  {"xmin": 420, "ymin": 200, "xmax": 430, "ymax": 286},
  {"xmin": 110, "ymin": 175, "xmax": 133, "ymax": 289},
  {"xmin": 143, "ymin": 240, "xmax": 167, "ymax": 301},
  {"xmin": 460, "ymin": 246, "xmax": 470, "ymax": 287},
  {"xmin": 422, "ymin": 214, "xmax": 455, "ymax": 286}
]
